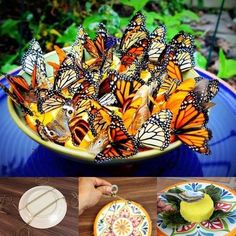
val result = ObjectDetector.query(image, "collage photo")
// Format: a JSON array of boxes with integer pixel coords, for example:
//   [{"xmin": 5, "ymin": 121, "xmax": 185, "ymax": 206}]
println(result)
[{"xmin": 0, "ymin": 0, "xmax": 236, "ymax": 235}]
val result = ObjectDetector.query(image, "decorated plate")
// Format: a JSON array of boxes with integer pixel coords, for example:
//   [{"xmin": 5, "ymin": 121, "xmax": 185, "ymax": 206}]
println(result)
[
  {"xmin": 157, "ymin": 181, "xmax": 236, "ymax": 236},
  {"xmin": 94, "ymin": 199, "xmax": 152, "ymax": 236},
  {"xmin": 19, "ymin": 185, "xmax": 67, "ymax": 229}
]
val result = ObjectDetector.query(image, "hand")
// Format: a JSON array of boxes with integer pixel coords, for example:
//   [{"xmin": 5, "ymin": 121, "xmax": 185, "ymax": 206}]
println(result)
[
  {"xmin": 157, "ymin": 195, "xmax": 174, "ymax": 213},
  {"xmin": 79, "ymin": 177, "xmax": 112, "ymax": 215}
]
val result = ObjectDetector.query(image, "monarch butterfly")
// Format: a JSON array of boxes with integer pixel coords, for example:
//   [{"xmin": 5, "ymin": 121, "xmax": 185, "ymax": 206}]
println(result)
[
  {"xmin": 69, "ymin": 116, "xmax": 90, "ymax": 146},
  {"xmin": 172, "ymin": 92, "xmax": 212, "ymax": 154},
  {"xmin": 119, "ymin": 12, "xmax": 148, "ymax": 53},
  {"xmin": 112, "ymin": 73, "xmax": 145, "ymax": 110},
  {"xmin": 97, "ymin": 70, "xmax": 119, "ymax": 98},
  {"xmin": 135, "ymin": 109, "xmax": 172, "ymax": 150},
  {"xmin": 119, "ymin": 12, "xmax": 149, "ymax": 74},
  {"xmin": 94, "ymin": 115, "xmax": 138, "ymax": 163},
  {"xmin": 53, "ymin": 53, "xmax": 83, "ymax": 92},
  {"xmin": 71, "ymin": 25, "xmax": 85, "ymax": 69},
  {"xmin": 69, "ymin": 71, "xmax": 99, "ymax": 97},
  {"xmin": 3, "ymin": 66, "xmax": 39, "ymax": 107},
  {"xmin": 194, "ymin": 78, "xmax": 219, "ymax": 106},
  {"xmin": 21, "ymin": 39, "xmax": 48, "ymax": 86},
  {"xmin": 84, "ymin": 23, "xmax": 107, "ymax": 59},
  {"xmin": 171, "ymin": 31, "xmax": 195, "ymax": 50},
  {"xmin": 158, "ymin": 48, "xmax": 194, "ymax": 99},
  {"xmin": 37, "ymin": 92, "xmax": 69, "ymax": 114},
  {"xmin": 0, "ymin": 82, "xmax": 33, "ymax": 115},
  {"xmin": 88, "ymin": 100, "xmax": 112, "ymax": 136},
  {"xmin": 147, "ymin": 25, "xmax": 166, "ymax": 72}
]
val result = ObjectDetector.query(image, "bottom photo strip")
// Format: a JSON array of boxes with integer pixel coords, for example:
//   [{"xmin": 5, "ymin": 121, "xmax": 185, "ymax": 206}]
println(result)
[{"xmin": 0, "ymin": 177, "xmax": 235, "ymax": 236}]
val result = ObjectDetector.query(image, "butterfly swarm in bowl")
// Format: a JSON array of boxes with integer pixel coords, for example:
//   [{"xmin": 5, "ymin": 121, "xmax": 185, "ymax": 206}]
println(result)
[{"xmin": 0, "ymin": 12, "xmax": 219, "ymax": 163}]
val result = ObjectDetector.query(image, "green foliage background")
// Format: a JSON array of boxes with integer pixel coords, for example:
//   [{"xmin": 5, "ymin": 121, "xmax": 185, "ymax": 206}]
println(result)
[{"xmin": 1, "ymin": 0, "xmax": 233, "ymax": 78}]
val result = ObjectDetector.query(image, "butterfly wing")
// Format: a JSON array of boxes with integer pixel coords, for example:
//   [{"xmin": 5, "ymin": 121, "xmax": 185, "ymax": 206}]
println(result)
[
  {"xmin": 136, "ymin": 109, "xmax": 172, "ymax": 150},
  {"xmin": 37, "ymin": 93, "xmax": 67, "ymax": 113},
  {"xmin": 148, "ymin": 25, "xmax": 166, "ymax": 63},
  {"xmin": 119, "ymin": 12, "xmax": 148, "ymax": 52},
  {"xmin": 171, "ymin": 31, "xmax": 195, "ymax": 50},
  {"xmin": 194, "ymin": 78, "xmax": 219, "ymax": 105},
  {"xmin": 0, "ymin": 83, "xmax": 33, "ymax": 115},
  {"xmin": 95, "ymin": 115, "xmax": 138, "ymax": 163},
  {"xmin": 69, "ymin": 117, "xmax": 90, "ymax": 146},
  {"xmin": 53, "ymin": 54, "xmax": 82, "ymax": 92},
  {"xmin": 21, "ymin": 39, "xmax": 47, "ymax": 85},
  {"xmin": 112, "ymin": 74, "xmax": 145, "ymax": 109},
  {"xmin": 173, "ymin": 93, "xmax": 212, "ymax": 154},
  {"xmin": 119, "ymin": 12, "xmax": 149, "ymax": 74}
]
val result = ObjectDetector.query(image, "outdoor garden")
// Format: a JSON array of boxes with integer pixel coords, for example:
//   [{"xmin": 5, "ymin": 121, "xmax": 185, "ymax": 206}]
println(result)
[{"xmin": 0, "ymin": 0, "xmax": 236, "ymax": 88}]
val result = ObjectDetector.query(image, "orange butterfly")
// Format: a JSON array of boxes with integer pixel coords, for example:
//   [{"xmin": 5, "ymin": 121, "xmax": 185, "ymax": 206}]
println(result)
[
  {"xmin": 171, "ymin": 92, "xmax": 212, "ymax": 154},
  {"xmin": 94, "ymin": 115, "xmax": 138, "ymax": 163},
  {"xmin": 118, "ymin": 12, "xmax": 149, "ymax": 74}
]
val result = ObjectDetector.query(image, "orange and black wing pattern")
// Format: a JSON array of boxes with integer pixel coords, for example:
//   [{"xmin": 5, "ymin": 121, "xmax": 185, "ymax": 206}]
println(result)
[
  {"xmin": 95, "ymin": 115, "xmax": 138, "ymax": 163},
  {"xmin": 172, "ymin": 92, "xmax": 212, "ymax": 154}
]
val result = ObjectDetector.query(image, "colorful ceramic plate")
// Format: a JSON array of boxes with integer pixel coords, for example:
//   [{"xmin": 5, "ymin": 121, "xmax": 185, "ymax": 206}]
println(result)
[
  {"xmin": 18, "ymin": 185, "xmax": 67, "ymax": 229},
  {"xmin": 94, "ymin": 199, "xmax": 152, "ymax": 236},
  {"xmin": 157, "ymin": 181, "xmax": 236, "ymax": 236}
]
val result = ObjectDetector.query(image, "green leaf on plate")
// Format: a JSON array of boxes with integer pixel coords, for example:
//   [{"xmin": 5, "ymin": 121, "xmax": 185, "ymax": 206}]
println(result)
[
  {"xmin": 203, "ymin": 185, "xmax": 222, "ymax": 205},
  {"xmin": 210, "ymin": 210, "xmax": 230, "ymax": 222},
  {"xmin": 162, "ymin": 211, "xmax": 189, "ymax": 227}
]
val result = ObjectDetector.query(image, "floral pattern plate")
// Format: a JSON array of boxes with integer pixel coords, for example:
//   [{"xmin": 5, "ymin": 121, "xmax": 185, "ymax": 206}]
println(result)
[
  {"xmin": 157, "ymin": 181, "xmax": 236, "ymax": 236},
  {"xmin": 94, "ymin": 199, "xmax": 152, "ymax": 236}
]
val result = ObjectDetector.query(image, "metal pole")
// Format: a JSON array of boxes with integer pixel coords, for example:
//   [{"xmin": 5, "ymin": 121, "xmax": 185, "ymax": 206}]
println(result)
[{"xmin": 206, "ymin": 0, "xmax": 225, "ymax": 69}]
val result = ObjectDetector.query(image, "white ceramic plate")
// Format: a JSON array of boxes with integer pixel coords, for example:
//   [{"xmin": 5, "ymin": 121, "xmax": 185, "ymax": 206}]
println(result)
[{"xmin": 18, "ymin": 185, "xmax": 67, "ymax": 229}]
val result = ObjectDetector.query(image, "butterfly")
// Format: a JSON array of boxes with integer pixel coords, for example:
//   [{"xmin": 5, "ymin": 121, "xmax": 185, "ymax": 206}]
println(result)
[
  {"xmin": 53, "ymin": 53, "xmax": 83, "ymax": 93},
  {"xmin": 135, "ymin": 109, "xmax": 172, "ymax": 150},
  {"xmin": 0, "ymin": 82, "xmax": 33, "ymax": 115},
  {"xmin": 171, "ymin": 92, "xmax": 212, "ymax": 154},
  {"xmin": 94, "ymin": 115, "xmax": 138, "ymax": 163},
  {"xmin": 36, "ymin": 107, "xmax": 73, "ymax": 145},
  {"xmin": 193, "ymin": 78, "xmax": 219, "ymax": 107},
  {"xmin": 171, "ymin": 31, "xmax": 195, "ymax": 50},
  {"xmin": 88, "ymin": 130, "xmax": 109, "ymax": 155},
  {"xmin": 69, "ymin": 116, "xmax": 90, "ymax": 146},
  {"xmin": 88, "ymin": 100, "xmax": 112, "ymax": 137},
  {"xmin": 0, "ymin": 66, "xmax": 40, "ymax": 115},
  {"xmin": 111, "ymin": 72, "xmax": 145, "ymax": 111},
  {"xmin": 84, "ymin": 23, "xmax": 108, "ymax": 59},
  {"xmin": 118, "ymin": 12, "xmax": 149, "ymax": 74},
  {"xmin": 84, "ymin": 23, "xmax": 116, "ymax": 71},
  {"xmin": 21, "ymin": 39, "xmax": 49, "ymax": 87},
  {"xmin": 158, "ymin": 48, "xmax": 195, "ymax": 99},
  {"xmin": 71, "ymin": 25, "xmax": 85, "ymax": 69},
  {"xmin": 37, "ymin": 92, "xmax": 72, "ymax": 114},
  {"xmin": 146, "ymin": 25, "xmax": 166, "ymax": 72},
  {"xmin": 97, "ymin": 70, "xmax": 119, "ymax": 98}
]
